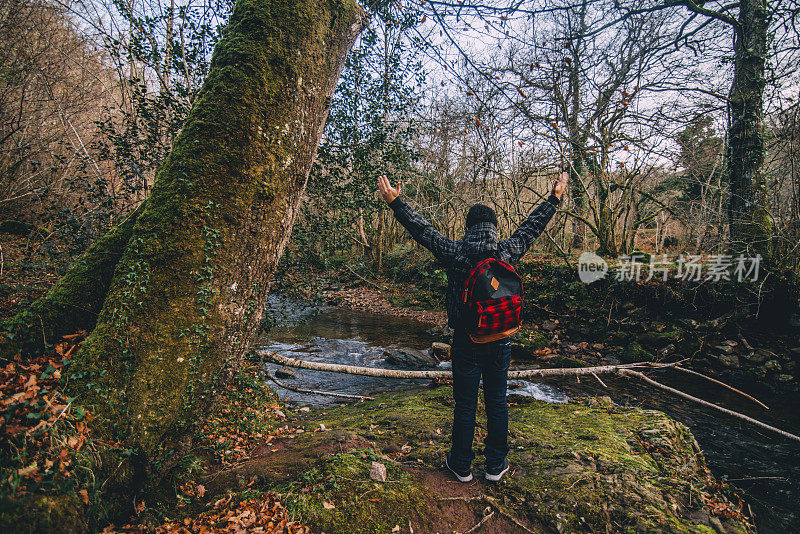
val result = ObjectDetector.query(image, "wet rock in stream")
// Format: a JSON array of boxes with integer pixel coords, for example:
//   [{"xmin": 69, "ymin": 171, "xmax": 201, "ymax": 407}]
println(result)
[
  {"xmin": 430, "ymin": 342, "xmax": 451, "ymax": 360},
  {"xmin": 274, "ymin": 367, "xmax": 297, "ymax": 379},
  {"xmin": 383, "ymin": 345, "xmax": 440, "ymax": 368}
]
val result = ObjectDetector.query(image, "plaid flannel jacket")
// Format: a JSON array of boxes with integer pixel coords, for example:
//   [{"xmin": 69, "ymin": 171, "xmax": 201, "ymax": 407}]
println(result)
[{"xmin": 388, "ymin": 194, "xmax": 560, "ymax": 329}]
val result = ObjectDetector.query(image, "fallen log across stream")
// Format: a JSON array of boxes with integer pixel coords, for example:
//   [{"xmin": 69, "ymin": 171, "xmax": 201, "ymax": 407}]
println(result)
[
  {"xmin": 258, "ymin": 350, "xmax": 800, "ymax": 444},
  {"xmin": 259, "ymin": 350, "xmax": 670, "ymax": 379}
]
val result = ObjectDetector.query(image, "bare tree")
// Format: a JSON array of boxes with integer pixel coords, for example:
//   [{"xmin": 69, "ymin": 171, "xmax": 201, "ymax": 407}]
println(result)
[
  {"xmin": 410, "ymin": 0, "xmax": 701, "ymax": 256},
  {"xmin": 0, "ymin": 0, "xmax": 116, "ymax": 222}
]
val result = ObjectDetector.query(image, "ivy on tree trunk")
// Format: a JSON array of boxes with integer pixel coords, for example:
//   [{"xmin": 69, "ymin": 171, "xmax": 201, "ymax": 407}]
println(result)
[{"xmin": 727, "ymin": 0, "xmax": 772, "ymax": 261}]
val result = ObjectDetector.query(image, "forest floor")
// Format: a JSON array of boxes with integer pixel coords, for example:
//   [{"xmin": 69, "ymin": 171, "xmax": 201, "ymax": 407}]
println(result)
[
  {"xmin": 0, "ymin": 333, "xmax": 754, "ymax": 534},
  {"xmin": 107, "ymin": 379, "xmax": 753, "ymax": 534}
]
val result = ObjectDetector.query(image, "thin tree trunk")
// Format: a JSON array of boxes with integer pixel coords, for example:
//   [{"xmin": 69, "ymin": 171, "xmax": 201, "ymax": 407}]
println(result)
[
  {"xmin": 377, "ymin": 208, "xmax": 385, "ymax": 271},
  {"xmin": 655, "ymin": 215, "xmax": 662, "ymax": 253},
  {"xmin": 66, "ymin": 0, "xmax": 364, "ymax": 512},
  {"xmin": 565, "ymin": 1, "xmax": 586, "ymax": 251},
  {"xmin": 357, "ymin": 207, "xmax": 372, "ymax": 261},
  {"xmin": 594, "ymin": 174, "xmax": 617, "ymax": 257},
  {"xmin": 727, "ymin": 0, "xmax": 772, "ymax": 260},
  {"xmin": 569, "ymin": 157, "xmax": 587, "ymax": 250}
]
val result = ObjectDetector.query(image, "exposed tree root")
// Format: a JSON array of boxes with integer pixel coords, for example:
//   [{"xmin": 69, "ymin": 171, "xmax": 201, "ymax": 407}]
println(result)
[
  {"xmin": 463, "ymin": 508, "xmax": 494, "ymax": 534},
  {"xmin": 439, "ymin": 495, "xmax": 536, "ymax": 534}
]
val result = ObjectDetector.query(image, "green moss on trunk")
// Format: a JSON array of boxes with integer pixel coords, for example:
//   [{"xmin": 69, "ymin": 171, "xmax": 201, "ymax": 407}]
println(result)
[
  {"xmin": 0, "ymin": 206, "xmax": 142, "ymax": 359},
  {"xmin": 727, "ymin": 0, "xmax": 772, "ymax": 261},
  {"xmin": 63, "ymin": 0, "xmax": 364, "ymax": 520}
]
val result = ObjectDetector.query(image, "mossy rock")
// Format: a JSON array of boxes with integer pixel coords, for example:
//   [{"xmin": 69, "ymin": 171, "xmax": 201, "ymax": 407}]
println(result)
[
  {"xmin": 638, "ymin": 329, "xmax": 682, "ymax": 348},
  {"xmin": 199, "ymin": 388, "xmax": 752, "ymax": 534},
  {"xmin": 276, "ymin": 449, "xmax": 433, "ymax": 533},
  {"xmin": 0, "ymin": 494, "xmax": 85, "ymax": 534},
  {"xmin": 566, "ymin": 323, "xmax": 600, "ymax": 339},
  {"xmin": 513, "ymin": 328, "xmax": 549, "ymax": 351},
  {"xmin": 621, "ymin": 341, "xmax": 655, "ymax": 363}
]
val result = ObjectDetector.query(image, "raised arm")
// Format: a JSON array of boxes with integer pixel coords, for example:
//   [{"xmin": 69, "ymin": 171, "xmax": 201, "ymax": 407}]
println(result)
[
  {"xmin": 501, "ymin": 172, "xmax": 568, "ymax": 264},
  {"xmin": 378, "ymin": 175, "xmax": 458, "ymax": 264}
]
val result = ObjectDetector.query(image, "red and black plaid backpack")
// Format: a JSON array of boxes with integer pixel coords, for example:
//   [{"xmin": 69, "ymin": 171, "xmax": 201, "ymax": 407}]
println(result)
[{"xmin": 461, "ymin": 257, "xmax": 523, "ymax": 343}]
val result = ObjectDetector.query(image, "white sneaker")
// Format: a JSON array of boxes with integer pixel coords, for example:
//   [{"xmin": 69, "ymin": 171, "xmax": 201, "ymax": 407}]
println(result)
[
  {"xmin": 445, "ymin": 454, "xmax": 473, "ymax": 482},
  {"xmin": 485, "ymin": 459, "xmax": 509, "ymax": 482}
]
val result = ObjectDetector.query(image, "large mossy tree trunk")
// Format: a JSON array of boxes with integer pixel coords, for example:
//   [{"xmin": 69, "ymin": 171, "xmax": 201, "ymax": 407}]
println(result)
[
  {"xmin": 727, "ymin": 0, "xmax": 772, "ymax": 261},
  {"xmin": 40, "ymin": 0, "xmax": 363, "ymax": 516}
]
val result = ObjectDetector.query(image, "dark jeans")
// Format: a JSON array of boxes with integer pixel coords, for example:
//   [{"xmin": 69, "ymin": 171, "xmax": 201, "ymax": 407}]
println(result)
[{"xmin": 448, "ymin": 330, "xmax": 511, "ymax": 471}]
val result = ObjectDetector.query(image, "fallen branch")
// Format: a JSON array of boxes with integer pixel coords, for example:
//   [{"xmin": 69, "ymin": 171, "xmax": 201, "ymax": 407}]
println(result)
[
  {"xmin": 260, "ymin": 351, "xmax": 800, "ymax": 443},
  {"xmin": 265, "ymin": 371, "xmax": 374, "ymax": 401},
  {"xmin": 345, "ymin": 264, "xmax": 386, "ymax": 291},
  {"xmin": 618, "ymin": 370, "xmax": 800, "ymax": 443},
  {"xmin": 591, "ymin": 372, "xmax": 608, "ymax": 388},
  {"xmin": 668, "ymin": 365, "xmax": 770, "ymax": 410},
  {"xmin": 259, "ymin": 351, "xmax": 662, "ymax": 379}
]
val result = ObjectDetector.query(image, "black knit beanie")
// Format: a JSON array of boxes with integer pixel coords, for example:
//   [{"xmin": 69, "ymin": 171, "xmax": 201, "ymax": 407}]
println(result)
[{"xmin": 466, "ymin": 204, "xmax": 498, "ymax": 229}]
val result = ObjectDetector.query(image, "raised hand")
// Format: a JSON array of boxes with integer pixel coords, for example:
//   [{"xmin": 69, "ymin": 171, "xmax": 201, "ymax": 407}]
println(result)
[
  {"xmin": 378, "ymin": 174, "xmax": 401, "ymax": 203},
  {"xmin": 552, "ymin": 171, "xmax": 568, "ymax": 199}
]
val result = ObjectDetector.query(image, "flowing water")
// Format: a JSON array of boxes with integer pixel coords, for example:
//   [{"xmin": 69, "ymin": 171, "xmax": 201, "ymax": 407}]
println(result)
[
  {"xmin": 256, "ymin": 296, "xmax": 799, "ymax": 532},
  {"xmin": 258, "ymin": 297, "xmax": 569, "ymax": 405}
]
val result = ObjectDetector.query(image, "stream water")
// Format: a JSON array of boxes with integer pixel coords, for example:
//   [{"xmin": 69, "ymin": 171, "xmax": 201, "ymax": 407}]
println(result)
[{"xmin": 256, "ymin": 296, "xmax": 799, "ymax": 533}]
